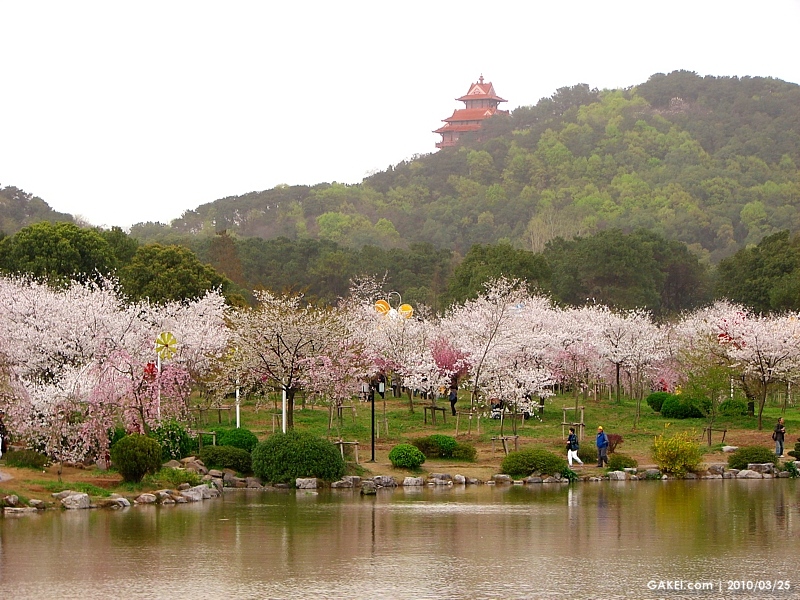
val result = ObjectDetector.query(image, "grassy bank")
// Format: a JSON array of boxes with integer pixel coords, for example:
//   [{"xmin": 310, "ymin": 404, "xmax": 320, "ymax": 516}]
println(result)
[{"xmin": 2, "ymin": 392, "xmax": 796, "ymax": 505}]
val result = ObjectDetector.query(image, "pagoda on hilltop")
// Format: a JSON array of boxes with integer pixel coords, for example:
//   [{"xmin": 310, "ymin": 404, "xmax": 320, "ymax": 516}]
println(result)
[{"xmin": 434, "ymin": 75, "xmax": 508, "ymax": 149}]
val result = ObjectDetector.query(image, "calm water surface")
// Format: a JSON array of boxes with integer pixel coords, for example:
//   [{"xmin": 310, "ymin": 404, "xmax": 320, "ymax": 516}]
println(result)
[{"xmin": 1, "ymin": 480, "xmax": 797, "ymax": 599}]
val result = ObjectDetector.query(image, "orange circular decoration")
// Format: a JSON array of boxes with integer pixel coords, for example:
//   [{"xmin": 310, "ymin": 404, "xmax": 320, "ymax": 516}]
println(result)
[
  {"xmin": 375, "ymin": 299, "xmax": 391, "ymax": 315},
  {"xmin": 399, "ymin": 304, "xmax": 414, "ymax": 318}
]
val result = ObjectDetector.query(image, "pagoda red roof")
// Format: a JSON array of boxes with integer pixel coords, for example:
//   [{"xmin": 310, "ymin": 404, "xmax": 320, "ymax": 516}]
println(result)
[
  {"xmin": 442, "ymin": 107, "xmax": 500, "ymax": 122},
  {"xmin": 456, "ymin": 81, "xmax": 507, "ymax": 103},
  {"xmin": 433, "ymin": 122, "xmax": 482, "ymax": 134}
]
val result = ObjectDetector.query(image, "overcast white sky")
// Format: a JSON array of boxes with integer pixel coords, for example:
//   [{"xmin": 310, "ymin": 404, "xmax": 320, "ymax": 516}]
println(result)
[{"xmin": 1, "ymin": 1, "xmax": 799, "ymax": 229}]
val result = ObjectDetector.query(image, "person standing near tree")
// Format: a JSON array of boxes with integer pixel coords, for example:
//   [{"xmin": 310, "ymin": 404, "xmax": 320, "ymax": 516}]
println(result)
[
  {"xmin": 596, "ymin": 426, "xmax": 609, "ymax": 467},
  {"xmin": 448, "ymin": 386, "xmax": 458, "ymax": 416},
  {"xmin": 567, "ymin": 427, "xmax": 582, "ymax": 467},
  {"xmin": 773, "ymin": 417, "xmax": 786, "ymax": 457}
]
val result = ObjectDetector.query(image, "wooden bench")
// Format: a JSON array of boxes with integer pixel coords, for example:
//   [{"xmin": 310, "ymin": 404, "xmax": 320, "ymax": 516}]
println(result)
[
  {"xmin": 334, "ymin": 440, "xmax": 360, "ymax": 464},
  {"xmin": 491, "ymin": 435, "xmax": 519, "ymax": 455},
  {"xmin": 423, "ymin": 405, "xmax": 447, "ymax": 425}
]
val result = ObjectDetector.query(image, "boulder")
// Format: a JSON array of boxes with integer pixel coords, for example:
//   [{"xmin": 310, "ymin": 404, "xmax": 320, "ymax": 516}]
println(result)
[
  {"xmin": 402, "ymin": 477, "xmax": 425, "ymax": 486},
  {"xmin": 523, "ymin": 476, "xmax": 543, "ymax": 484},
  {"xmin": 331, "ymin": 479, "xmax": 353, "ymax": 488},
  {"xmin": 135, "ymin": 493, "xmax": 157, "ymax": 504},
  {"xmin": 3, "ymin": 494, "xmax": 19, "ymax": 507},
  {"xmin": 180, "ymin": 489, "xmax": 203, "ymax": 502},
  {"xmin": 643, "ymin": 469, "xmax": 661, "ymax": 479},
  {"xmin": 361, "ymin": 481, "xmax": 377, "ymax": 495},
  {"xmin": 608, "ymin": 471, "xmax": 628, "ymax": 481},
  {"xmin": 707, "ymin": 464, "xmax": 725, "ymax": 475},
  {"xmin": 492, "ymin": 474, "xmax": 513, "ymax": 484},
  {"xmin": 684, "ymin": 472, "xmax": 697, "ymax": 479},
  {"xmin": 162, "ymin": 460, "xmax": 181, "ymax": 469},
  {"xmin": 61, "ymin": 493, "xmax": 91, "ymax": 510},
  {"xmin": 246, "ymin": 477, "xmax": 264, "ymax": 489},
  {"xmin": 736, "ymin": 469, "xmax": 763, "ymax": 479},
  {"xmin": 4, "ymin": 506, "xmax": 38, "ymax": 515},
  {"xmin": 722, "ymin": 446, "xmax": 738, "ymax": 453},
  {"xmin": 208, "ymin": 469, "xmax": 224, "ymax": 479},
  {"xmin": 28, "ymin": 499, "xmax": 46, "ymax": 510},
  {"xmin": 372, "ymin": 476, "xmax": 397, "ymax": 487},
  {"xmin": 296, "ymin": 478, "xmax": 319, "ymax": 489},
  {"xmin": 453, "ymin": 474, "xmax": 466, "ymax": 484},
  {"xmin": 747, "ymin": 463, "xmax": 774, "ymax": 475},
  {"xmin": 52, "ymin": 490, "xmax": 81, "ymax": 500},
  {"xmin": 542, "ymin": 476, "xmax": 559, "ymax": 483}
]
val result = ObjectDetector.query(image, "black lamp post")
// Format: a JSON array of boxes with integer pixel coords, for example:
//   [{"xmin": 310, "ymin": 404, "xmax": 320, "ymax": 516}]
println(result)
[{"xmin": 369, "ymin": 383, "xmax": 376, "ymax": 462}]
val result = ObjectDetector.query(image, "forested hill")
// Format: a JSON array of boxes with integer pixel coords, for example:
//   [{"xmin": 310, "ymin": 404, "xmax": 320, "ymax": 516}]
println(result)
[
  {"xmin": 143, "ymin": 70, "xmax": 800, "ymax": 264},
  {"xmin": 0, "ymin": 186, "xmax": 74, "ymax": 235}
]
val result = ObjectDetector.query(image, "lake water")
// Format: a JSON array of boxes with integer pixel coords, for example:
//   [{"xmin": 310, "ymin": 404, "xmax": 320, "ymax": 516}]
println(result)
[{"xmin": 1, "ymin": 480, "xmax": 797, "ymax": 600}]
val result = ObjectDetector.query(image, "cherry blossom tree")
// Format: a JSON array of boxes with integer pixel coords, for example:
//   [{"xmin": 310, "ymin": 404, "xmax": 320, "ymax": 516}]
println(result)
[
  {"xmin": 226, "ymin": 290, "xmax": 347, "ymax": 430},
  {"xmin": 0, "ymin": 276, "xmax": 228, "ymax": 463}
]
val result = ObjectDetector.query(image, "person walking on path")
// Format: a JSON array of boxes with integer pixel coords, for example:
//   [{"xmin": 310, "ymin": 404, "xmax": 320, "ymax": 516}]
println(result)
[
  {"xmin": 773, "ymin": 417, "xmax": 786, "ymax": 457},
  {"xmin": 567, "ymin": 427, "xmax": 583, "ymax": 467},
  {"xmin": 596, "ymin": 426, "xmax": 609, "ymax": 467},
  {"xmin": 448, "ymin": 387, "xmax": 458, "ymax": 416}
]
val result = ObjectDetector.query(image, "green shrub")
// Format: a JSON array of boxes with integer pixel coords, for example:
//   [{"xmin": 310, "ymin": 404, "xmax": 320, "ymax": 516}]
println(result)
[
  {"xmin": 251, "ymin": 431, "xmax": 345, "ymax": 484},
  {"xmin": 718, "ymin": 398, "xmax": 748, "ymax": 416},
  {"xmin": 146, "ymin": 467, "xmax": 203, "ymax": 488},
  {"xmin": 388, "ymin": 444, "xmax": 426, "ymax": 469},
  {"xmin": 607, "ymin": 453, "xmax": 638, "ymax": 471},
  {"xmin": 727, "ymin": 446, "xmax": 777, "ymax": 470},
  {"xmin": 111, "ymin": 434, "xmax": 163, "ymax": 483},
  {"xmin": 646, "ymin": 392, "xmax": 673, "ymax": 413},
  {"xmin": 783, "ymin": 460, "xmax": 799, "ymax": 478},
  {"xmin": 661, "ymin": 395, "xmax": 706, "ymax": 419},
  {"xmin": 452, "ymin": 442, "xmax": 478, "ymax": 462},
  {"xmin": 217, "ymin": 428, "xmax": 259, "ymax": 453},
  {"xmin": 501, "ymin": 447, "xmax": 567, "ymax": 478},
  {"xmin": 577, "ymin": 445, "xmax": 596, "ymax": 464},
  {"xmin": 3, "ymin": 449, "xmax": 49, "ymax": 469},
  {"xmin": 651, "ymin": 431, "xmax": 703, "ymax": 477},
  {"xmin": 150, "ymin": 420, "xmax": 192, "ymax": 461},
  {"xmin": 412, "ymin": 434, "xmax": 458, "ymax": 458},
  {"xmin": 200, "ymin": 445, "xmax": 252, "ymax": 473}
]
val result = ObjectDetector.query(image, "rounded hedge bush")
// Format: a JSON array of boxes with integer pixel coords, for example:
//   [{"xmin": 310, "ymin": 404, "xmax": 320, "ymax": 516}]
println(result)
[
  {"xmin": 251, "ymin": 431, "xmax": 345, "ymax": 485},
  {"xmin": 501, "ymin": 447, "xmax": 567, "ymax": 478},
  {"xmin": 150, "ymin": 420, "xmax": 192, "ymax": 460},
  {"xmin": 607, "ymin": 453, "xmax": 638, "ymax": 471},
  {"xmin": 727, "ymin": 445, "xmax": 777, "ymax": 470},
  {"xmin": 388, "ymin": 444, "xmax": 426, "ymax": 469},
  {"xmin": 111, "ymin": 434, "xmax": 163, "ymax": 483},
  {"xmin": 412, "ymin": 434, "xmax": 458, "ymax": 458},
  {"xmin": 661, "ymin": 395, "xmax": 706, "ymax": 419},
  {"xmin": 217, "ymin": 428, "xmax": 259, "ymax": 453},
  {"xmin": 200, "ymin": 445, "xmax": 253, "ymax": 473},
  {"xmin": 718, "ymin": 398, "xmax": 748, "ymax": 416},
  {"xmin": 646, "ymin": 392, "xmax": 673, "ymax": 413},
  {"xmin": 452, "ymin": 442, "xmax": 478, "ymax": 462}
]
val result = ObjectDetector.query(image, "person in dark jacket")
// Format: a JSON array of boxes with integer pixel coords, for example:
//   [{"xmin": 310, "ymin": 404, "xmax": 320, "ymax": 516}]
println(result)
[
  {"xmin": 596, "ymin": 426, "xmax": 609, "ymax": 467},
  {"xmin": 567, "ymin": 427, "xmax": 583, "ymax": 467},
  {"xmin": 448, "ymin": 387, "xmax": 458, "ymax": 416},
  {"xmin": 774, "ymin": 417, "xmax": 786, "ymax": 457}
]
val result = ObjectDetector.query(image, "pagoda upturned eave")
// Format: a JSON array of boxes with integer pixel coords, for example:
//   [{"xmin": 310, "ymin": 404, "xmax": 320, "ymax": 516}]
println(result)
[
  {"xmin": 456, "ymin": 92, "xmax": 507, "ymax": 103},
  {"xmin": 433, "ymin": 123, "xmax": 482, "ymax": 134}
]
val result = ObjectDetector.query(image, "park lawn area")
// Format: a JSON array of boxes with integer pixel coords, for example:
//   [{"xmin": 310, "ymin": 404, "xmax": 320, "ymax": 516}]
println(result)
[{"xmin": 2, "ymin": 391, "xmax": 796, "ymax": 505}]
